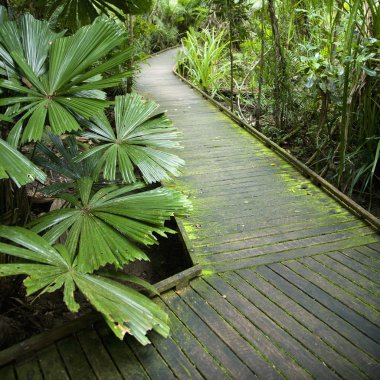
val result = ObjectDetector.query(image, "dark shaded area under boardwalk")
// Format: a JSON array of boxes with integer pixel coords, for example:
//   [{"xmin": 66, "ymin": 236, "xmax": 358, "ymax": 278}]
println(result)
[{"xmin": 1, "ymin": 49, "xmax": 379, "ymax": 380}]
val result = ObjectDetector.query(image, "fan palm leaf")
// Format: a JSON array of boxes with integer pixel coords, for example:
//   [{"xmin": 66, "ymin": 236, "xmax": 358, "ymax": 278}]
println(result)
[
  {"xmin": 0, "ymin": 225, "xmax": 169, "ymax": 345},
  {"xmin": 28, "ymin": 177, "xmax": 192, "ymax": 272},
  {"xmin": 79, "ymin": 94, "xmax": 185, "ymax": 184},
  {"xmin": 0, "ymin": 137, "xmax": 46, "ymax": 187},
  {"xmin": 0, "ymin": 13, "xmax": 133, "ymax": 143},
  {"xmin": 49, "ymin": 0, "xmax": 153, "ymax": 30}
]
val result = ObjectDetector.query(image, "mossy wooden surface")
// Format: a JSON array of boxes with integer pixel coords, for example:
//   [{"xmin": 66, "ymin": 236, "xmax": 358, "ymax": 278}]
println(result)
[{"xmin": 1, "ymin": 50, "xmax": 379, "ymax": 379}]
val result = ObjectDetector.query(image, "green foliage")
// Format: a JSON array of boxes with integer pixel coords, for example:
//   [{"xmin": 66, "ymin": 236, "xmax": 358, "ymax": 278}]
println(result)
[
  {"xmin": 0, "ymin": 7, "xmax": 191, "ymax": 344},
  {"xmin": 0, "ymin": 11, "xmax": 133, "ymax": 144},
  {"xmin": 0, "ymin": 137, "xmax": 46, "ymax": 186},
  {"xmin": 79, "ymin": 94, "xmax": 184, "ymax": 184},
  {"xmin": 28, "ymin": 177, "xmax": 191, "ymax": 273},
  {"xmin": 47, "ymin": 0, "xmax": 153, "ymax": 30},
  {"xmin": 176, "ymin": 0, "xmax": 379, "ymax": 207},
  {"xmin": 178, "ymin": 27, "xmax": 228, "ymax": 95},
  {"xmin": 0, "ymin": 225, "xmax": 169, "ymax": 345}
]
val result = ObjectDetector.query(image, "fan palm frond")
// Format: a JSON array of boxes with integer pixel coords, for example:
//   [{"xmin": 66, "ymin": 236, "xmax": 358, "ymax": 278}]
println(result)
[
  {"xmin": 0, "ymin": 138, "xmax": 46, "ymax": 187},
  {"xmin": 0, "ymin": 13, "xmax": 133, "ymax": 143},
  {"xmin": 28, "ymin": 177, "xmax": 192, "ymax": 272},
  {"xmin": 79, "ymin": 94, "xmax": 184, "ymax": 184},
  {"xmin": 0, "ymin": 225, "xmax": 169, "ymax": 345}
]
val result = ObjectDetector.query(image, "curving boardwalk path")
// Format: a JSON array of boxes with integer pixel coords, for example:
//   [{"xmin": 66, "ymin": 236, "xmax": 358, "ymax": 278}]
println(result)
[{"xmin": 1, "ymin": 49, "xmax": 380, "ymax": 379}]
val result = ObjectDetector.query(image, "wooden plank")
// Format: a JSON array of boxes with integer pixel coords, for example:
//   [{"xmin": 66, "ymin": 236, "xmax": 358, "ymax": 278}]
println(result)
[
  {"xmin": 221, "ymin": 271, "xmax": 367, "ymax": 380},
  {"xmin": 154, "ymin": 298, "xmax": 229, "ymax": 379},
  {"xmin": 204, "ymin": 234, "xmax": 379, "ymax": 273},
  {"xmin": 162, "ymin": 290, "xmax": 254, "ymax": 379},
  {"xmin": 300, "ymin": 256, "xmax": 380, "ymax": 310},
  {"xmin": 77, "ymin": 329, "xmax": 122, "ymax": 380},
  {"xmin": 14, "ymin": 358, "xmax": 43, "ymax": 380},
  {"xmin": 354, "ymin": 245, "xmax": 380, "ymax": 261},
  {"xmin": 314, "ymin": 254, "xmax": 380, "ymax": 296},
  {"xmin": 259, "ymin": 265, "xmax": 380, "ymax": 360},
  {"xmin": 185, "ymin": 210, "xmax": 352, "ymax": 240},
  {"xmin": 191, "ymin": 278, "xmax": 314, "ymax": 379},
  {"xmin": 37, "ymin": 345, "xmax": 69, "ymax": 380},
  {"xmin": 368, "ymin": 242, "xmax": 380, "ymax": 251},
  {"xmin": 192, "ymin": 214, "xmax": 356, "ymax": 248},
  {"xmin": 57, "ymin": 336, "xmax": 96, "ymax": 380},
  {"xmin": 95, "ymin": 323, "xmax": 149, "ymax": 380},
  {"xmin": 330, "ymin": 251, "xmax": 380, "ymax": 283},
  {"xmin": 195, "ymin": 221, "xmax": 362, "ymax": 255},
  {"xmin": 0, "ymin": 313, "xmax": 100, "ymax": 368},
  {"xmin": 238, "ymin": 268, "xmax": 380, "ymax": 379},
  {"xmin": 199, "ymin": 228, "xmax": 376, "ymax": 263},
  {"xmin": 179, "ymin": 285, "xmax": 279, "ymax": 379},
  {"xmin": 284, "ymin": 260, "xmax": 380, "ymax": 331},
  {"xmin": 340, "ymin": 248, "xmax": 380, "ymax": 270},
  {"xmin": 126, "ymin": 334, "xmax": 177, "ymax": 380},
  {"xmin": 204, "ymin": 275, "xmax": 339, "ymax": 380},
  {"xmin": 149, "ymin": 330, "xmax": 204, "ymax": 380},
  {"xmin": 0, "ymin": 365, "xmax": 16, "ymax": 380}
]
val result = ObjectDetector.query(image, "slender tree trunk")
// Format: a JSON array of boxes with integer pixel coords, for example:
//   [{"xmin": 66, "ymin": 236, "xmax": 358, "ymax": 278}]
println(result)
[
  {"xmin": 126, "ymin": 14, "xmax": 134, "ymax": 94},
  {"xmin": 228, "ymin": 0, "xmax": 234, "ymax": 112},
  {"xmin": 268, "ymin": 0, "xmax": 287, "ymax": 129},
  {"xmin": 257, "ymin": 0, "xmax": 265, "ymax": 128}
]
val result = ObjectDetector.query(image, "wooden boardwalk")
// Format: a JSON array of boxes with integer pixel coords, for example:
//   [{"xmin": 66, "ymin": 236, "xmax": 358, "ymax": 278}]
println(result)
[{"xmin": 1, "ymin": 49, "xmax": 380, "ymax": 379}]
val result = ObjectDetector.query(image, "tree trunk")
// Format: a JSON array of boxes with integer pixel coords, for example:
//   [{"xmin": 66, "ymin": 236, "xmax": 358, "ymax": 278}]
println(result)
[
  {"xmin": 268, "ymin": 0, "xmax": 287, "ymax": 129},
  {"xmin": 126, "ymin": 14, "xmax": 134, "ymax": 94},
  {"xmin": 257, "ymin": 0, "xmax": 265, "ymax": 128},
  {"xmin": 228, "ymin": 0, "xmax": 234, "ymax": 112}
]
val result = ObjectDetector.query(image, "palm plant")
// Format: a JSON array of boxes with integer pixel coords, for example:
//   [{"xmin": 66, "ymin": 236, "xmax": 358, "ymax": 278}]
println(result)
[
  {"xmin": 0, "ymin": 10, "xmax": 134, "ymax": 144},
  {"xmin": 78, "ymin": 94, "xmax": 184, "ymax": 184},
  {"xmin": 48, "ymin": 0, "xmax": 153, "ymax": 29},
  {"xmin": 0, "ymin": 9, "xmax": 191, "ymax": 344},
  {"xmin": 0, "ymin": 226, "xmax": 169, "ymax": 345},
  {"xmin": 28, "ymin": 177, "xmax": 191, "ymax": 273}
]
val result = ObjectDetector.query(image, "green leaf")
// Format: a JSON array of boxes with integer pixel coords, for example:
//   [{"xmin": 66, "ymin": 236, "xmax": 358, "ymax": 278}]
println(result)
[
  {"xmin": 0, "ymin": 138, "xmax": 46, "ymax": 187},
  {"xmin": 0, "ymin": 15, "xmax": 130, "ymax": 142},
  {"xmin": 0, "ymin": 226, "xmax": 169, "ymax": 344},
  {"xmin": 80, "ymin": 94, "xmax": 184, "ymax": 184},
  {"xmin": 29, "ymin": 178, "xmax": 191, "ymax": 272}
]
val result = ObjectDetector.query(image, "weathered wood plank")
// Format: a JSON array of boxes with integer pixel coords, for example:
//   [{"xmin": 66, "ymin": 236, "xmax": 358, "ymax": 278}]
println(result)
[
  {"xmin": 204, "ymin": 275, "xmax": 340, "ymax": 380},
  {"xmin": 162, "ymin": 290, "xmax": 254, "ymax": 379},
  {"xmin": 149, "ymin": 330, "xmax": 204, "ymax": 380},
  {"xmin": 179, "ymin": 285, "xmax": 278, "ymax": 379},
  {"xmin": 300, "ymin": 256, "xmax": 380, "ymax": 309},
  {"xmin": 77, "ymin": 329, "xmax": 122, "ymax": 380},
  {"xmin": 57, "ymin": 336, "xmax": 96, "ymax": 380},
  {"xmin": 337, "ymin": 248, "xmax": 380, "ymax": 270},
  {"xmin": 238, "ymin": 268, "xmax": 380, "ymax": 378},
  {"xmin": 154, "ymin": 301, "xmax": 229, "ymax": 379},
  {"xmin": 95, "ymin": 323, "xmax": 149, "ymax": 380},
  {"xmin": 330, "ymin": 251, "xmax": 380, "ymax": 283},
  {"xmin": 315, "ymin": 254, "xmax": 380, "ymax": 296},
  {"xmin": 14, "ymin": 358, "xmax": 43, "ymax": 380},
  {"xmin": 126, "ymin": 333, "xmax": 177, "ymax": 380},
  {"xmin": 259, "ymin": 265, "xmax": 380, "ymax": 360},
  {"xmin": 221, "ymin": 270, "xmax": 368, "ymax": 379},
  {"xmin": 191, "ymin": 278, "xmax": 314, "ymax": 379},
  {"xmin": 37, "ymin": 345, "xmax": 69, "ymax": 380},
  {"xmin": 284, "ymin": 260, "xmax": 380, "ymax": 330},
  {"xmin": 202, "ymin": 234, "xmax": 379, "ymax": 273}
]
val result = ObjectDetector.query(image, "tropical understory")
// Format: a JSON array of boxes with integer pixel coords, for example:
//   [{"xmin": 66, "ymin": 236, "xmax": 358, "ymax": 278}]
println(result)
[{"xmin": 0, "ymin": 0, "xmax": 379, "ymax": 351}]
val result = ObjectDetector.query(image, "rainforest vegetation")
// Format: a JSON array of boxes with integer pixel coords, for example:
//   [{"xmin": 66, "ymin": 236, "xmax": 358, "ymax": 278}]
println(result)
[{"xmin": 0, "ymin": 0, "xmax": 379, "ymax": 348}]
